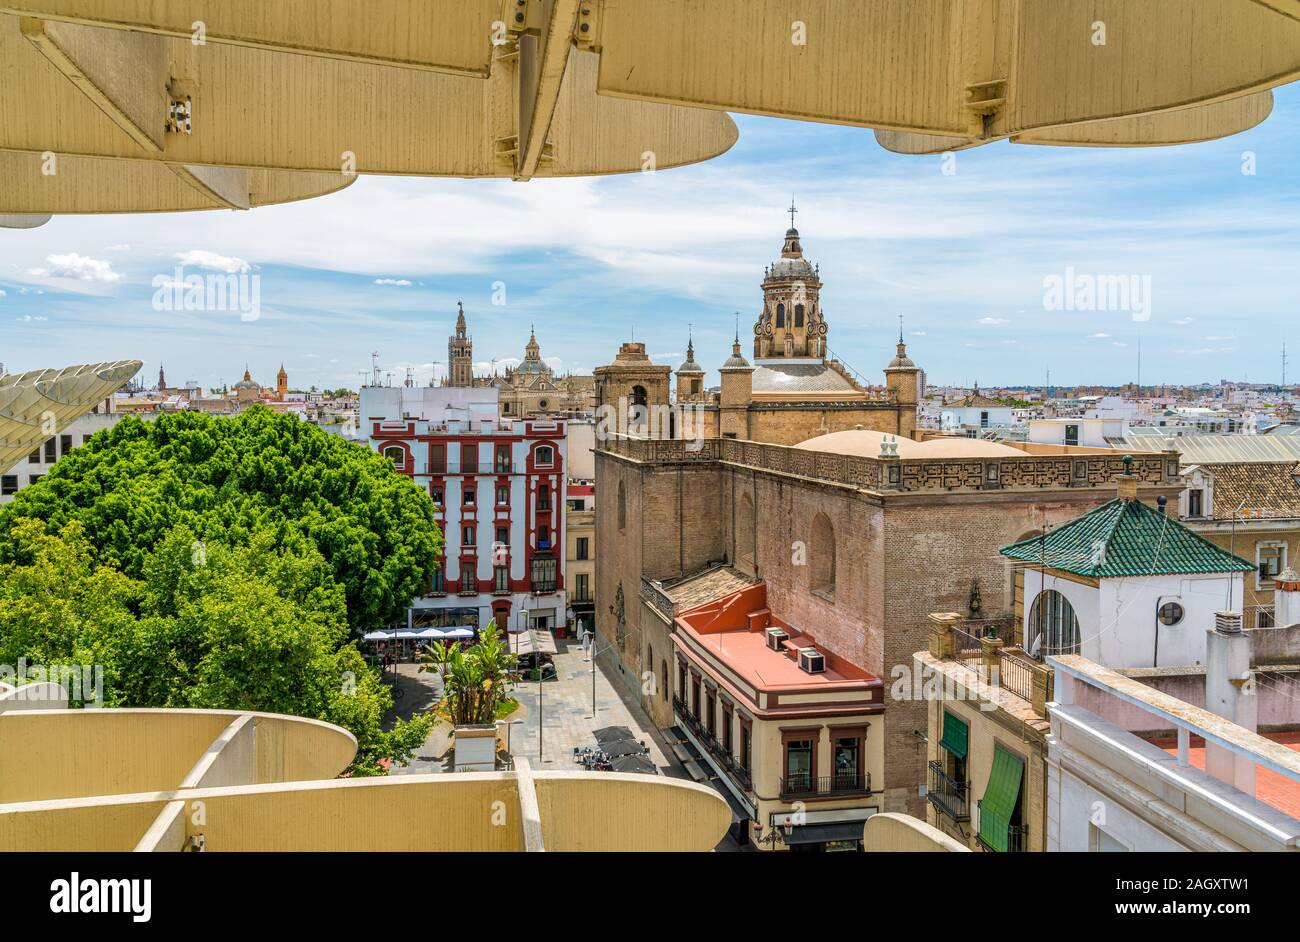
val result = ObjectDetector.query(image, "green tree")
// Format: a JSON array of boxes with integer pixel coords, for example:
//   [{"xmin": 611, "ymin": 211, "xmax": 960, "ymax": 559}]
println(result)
[
  {"xmin": 0, "ymin": 406, "xmax": 441, "ymax": 629},
  {"xmin": 0, "ymin": 519, "xmax": 431, "ymax": 775}
]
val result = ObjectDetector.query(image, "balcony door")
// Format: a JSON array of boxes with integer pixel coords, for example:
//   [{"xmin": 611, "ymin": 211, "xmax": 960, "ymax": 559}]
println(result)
[{"xmin": 784, "ymin": 737, "xmax": 814, "ymax": 793}]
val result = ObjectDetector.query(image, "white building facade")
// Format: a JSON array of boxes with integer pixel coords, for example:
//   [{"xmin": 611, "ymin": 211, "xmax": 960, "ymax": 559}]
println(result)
[
  {"xmin": 361, "ymin": 385, "xmax": 568, "ymax": 634},
  {"xmin": 1, "ymin": 410, "xmax": 131, "ymax": 505}
]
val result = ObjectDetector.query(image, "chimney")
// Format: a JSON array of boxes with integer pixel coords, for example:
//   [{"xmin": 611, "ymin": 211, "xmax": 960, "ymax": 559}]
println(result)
[
  {"xmin": 1204, "ymin": 610, "xmax": 1257, "ymax": 796},
  {"xmin": 1116, "ymin": 454, "xmax": 1138, "ymax": 501},
  {"xmin": 1275, "ymin": 567, "xmax": 1300, "ymax": 627}
]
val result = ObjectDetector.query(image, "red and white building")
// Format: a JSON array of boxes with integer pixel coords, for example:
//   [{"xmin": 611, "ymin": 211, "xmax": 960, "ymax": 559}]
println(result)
[{"xmin": 361, "ymin": 385, "xmax": 567, "ymax": 634}]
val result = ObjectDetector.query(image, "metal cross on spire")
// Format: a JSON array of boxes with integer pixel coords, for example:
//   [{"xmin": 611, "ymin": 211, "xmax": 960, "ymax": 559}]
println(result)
[
  {"xmin": 788, "ymin": 198, "xmax": 798, "ymax": 229},
  {"xmin": 898, "ymin": 314, "xmax": 904, "ymax": 344}
]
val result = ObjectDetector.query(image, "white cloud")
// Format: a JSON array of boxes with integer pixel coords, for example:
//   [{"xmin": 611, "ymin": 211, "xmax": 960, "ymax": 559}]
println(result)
[
  {"xmin": 978, "ymin": 316, "xmax": 1010, "ymax": 326},
  {"xmin": 174, "ymin": 249, "xmax": 250, "ymax": 273},
  {"xmin": 16, "ymin": 314, "xmax": 47, "ymax": 322},
  {"xmin": 1089, "ymin": 332, "xmax": 1111, "ymax": 338},
  {"xmin": 373, "ymin": 278, "xmax": 412, "ymax": 287},
  {"xmin": 1172, "ymin": 317, "xmax": 1195, "ymax": 325},
  {"xmin": 1202, "ymin": 335, "xmax": 1234, "ymax": 341},
  {"xmin": 106, "ymin": 244, "xmax": 131, "ymax": 252},
  {"xmin": 29, "ymin": 253, "xmax": 122, "ymax": 283}
]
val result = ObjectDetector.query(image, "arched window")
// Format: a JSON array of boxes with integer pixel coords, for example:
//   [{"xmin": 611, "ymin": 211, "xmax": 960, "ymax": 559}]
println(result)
[
  {"xmin": 617, "ymin": 479, "xmax": 627, "ymax": 532},
  {"xmin": 383, "ymin": 445, "xmax": 405, "ymax": 469},
  {"xmin": 535, "ymin": 445, "xmax": 553, "ymax": 467},
  {"xmin": 794, "ymin": 304, "xmax": 805, "ymax": 328},
  {"xmin": 630, "ymin": 385, "xmax": 647, "ymax": 408},
  {"xmin": 661, "ymin": 660, "xmax": 669, "ymax": 701},
  {"xmin": 646, "ymin": 644, "xmax": 654, "ymax": 694},
  {"xmin": 737, "ymin": 491, "xmax": 755, "ymax": 564},
  {"xmin": 1027, "ymin": 590, "xmax": 1080, "ymax": 658},
  {"xmin": 775, "ymin": 303, "xmax": 785, "ymax": 328},
  {"xmin": 810, "ymin": 512, "xmax": 835, "ymax": 598}
]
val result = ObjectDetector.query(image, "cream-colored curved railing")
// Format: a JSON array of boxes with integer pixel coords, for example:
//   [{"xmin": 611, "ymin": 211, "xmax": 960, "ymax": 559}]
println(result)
[{"xmin": 0, "ymin": 708, "xmax": 357, "ymax": 805}]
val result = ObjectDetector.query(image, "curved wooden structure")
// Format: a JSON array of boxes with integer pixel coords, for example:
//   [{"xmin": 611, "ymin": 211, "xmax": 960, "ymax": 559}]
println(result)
[
  {"xmin": 0, "ymin": 707, "xmax": 732, "ymax": 852},
  {"xmin": 876, "ymin": 91, "xmax": 1276, "ymax": 153},
  {"xmin": 0, "ymin": 360, "xmax": 141, "ymax": 471},
  {"xmin": 0, "ymin": 151, "xmax": 354, "ymax": 214},
  {"xmin": 0, "ymin": 0, "xmax": 1297, "ymax": 217}
]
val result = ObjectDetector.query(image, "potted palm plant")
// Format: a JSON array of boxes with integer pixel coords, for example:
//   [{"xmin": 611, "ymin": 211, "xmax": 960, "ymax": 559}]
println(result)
[{"xmin": 420, "ymin": 622, "xmax": 519, "ymax": 770}]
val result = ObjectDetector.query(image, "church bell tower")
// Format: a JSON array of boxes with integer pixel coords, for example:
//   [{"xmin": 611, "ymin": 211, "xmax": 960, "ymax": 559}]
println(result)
[
  {"xmin": 448, "ymin": 302, "xmax": 474, "ymax": 388},
  {"xmin": 753, "ymin": 202, "xmax": 827, "ymax": 360}
]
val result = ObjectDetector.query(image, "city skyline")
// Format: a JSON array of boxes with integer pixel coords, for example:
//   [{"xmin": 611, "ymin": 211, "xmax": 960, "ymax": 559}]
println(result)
[{"xmin": 4, "ymin": 91, "xmax": 1299, "ymax": 392}]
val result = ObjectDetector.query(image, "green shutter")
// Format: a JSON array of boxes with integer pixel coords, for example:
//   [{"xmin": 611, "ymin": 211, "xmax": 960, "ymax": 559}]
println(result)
[
  {"xmin": 938, "ymin": 712, "xmax": 968, "ymax": 759},
  {"xmin": 978, "ymin": 745, "xmax": 1025, "ymax": 852}
]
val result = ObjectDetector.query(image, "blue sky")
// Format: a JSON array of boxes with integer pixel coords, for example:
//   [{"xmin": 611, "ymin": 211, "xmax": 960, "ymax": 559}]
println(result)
[{"xmin": 3, "ymin": 84, "xmax": 1299, "ymax": 392}]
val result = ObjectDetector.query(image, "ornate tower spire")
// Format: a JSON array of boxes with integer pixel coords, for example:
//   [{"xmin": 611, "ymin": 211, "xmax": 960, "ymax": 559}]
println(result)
[
  {"xmin": 754, "ymin": 208, "xmax": 825, "ymax": 360},
  {"xmin": 448, "ymin": 302, "xmax": 474, "ymax": 387}
]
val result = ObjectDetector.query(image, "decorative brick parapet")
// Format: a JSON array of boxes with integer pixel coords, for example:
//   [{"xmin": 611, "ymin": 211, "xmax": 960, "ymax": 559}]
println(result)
[{"xmin": 601, "ymin": 434, "xmax": 1178, "ymax": 496}]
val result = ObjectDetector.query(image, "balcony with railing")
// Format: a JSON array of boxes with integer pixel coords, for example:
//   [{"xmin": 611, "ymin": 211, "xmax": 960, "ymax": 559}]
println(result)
[
  {"xmin": 778, "ymin": 770, "xmax": 872, "ymax": 800},
  {"xmin": 926, "ymin": 760, "xmax": 970, "ymax": 822},
  {"xmin": 672, "ymin": 695, "xmax": 752, "ymax": 794},
  {"xmin": 928, "ymin": 613, "xmax": 1051, "ymax": 717}
]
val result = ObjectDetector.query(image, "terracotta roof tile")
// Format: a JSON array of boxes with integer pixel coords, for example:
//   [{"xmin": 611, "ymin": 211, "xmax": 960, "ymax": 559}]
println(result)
[{"xmin": 1198, "ymin": 462, "xmax": 1300, "ymax": 521}]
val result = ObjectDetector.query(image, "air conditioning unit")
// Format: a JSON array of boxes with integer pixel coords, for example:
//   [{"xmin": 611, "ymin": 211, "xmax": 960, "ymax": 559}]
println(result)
[
  {"xmin": 798, "ymin": 648, "xmax": 826, "ymax": 674},
  {"xmin": 765, "ymin": 627, "xmax": 789, "ymax": 651}
]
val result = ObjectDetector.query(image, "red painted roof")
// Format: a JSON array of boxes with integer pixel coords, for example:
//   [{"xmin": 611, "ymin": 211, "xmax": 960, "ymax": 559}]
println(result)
[
  {"xmin": 1156, "ymin": 731, "xmax": 1300, "ymax": 820},
  {"xmin": 675, "ymin": 582, "xmax": 878, "ymax": 693}
]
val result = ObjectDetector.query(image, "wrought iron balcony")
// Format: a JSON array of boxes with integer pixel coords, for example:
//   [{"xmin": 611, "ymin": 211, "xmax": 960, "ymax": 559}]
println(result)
[
  {"xmin": 673, "ymin": 696, "xmax": 752, "ymax": 793},
  {"xmin": 926, "ymin": 760, "xmax": 970, "ymax": 822},
  {"xmin": 779, "ymin": 771, "xmax": 871, "ymax": 800}
]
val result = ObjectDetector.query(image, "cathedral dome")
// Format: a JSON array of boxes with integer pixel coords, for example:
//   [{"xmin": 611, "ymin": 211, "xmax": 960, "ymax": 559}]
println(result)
[
  {"xmin": 795, "ymin": 428, "xmax": 924, "ymax": 458},
  {"xmin": 765, "ymin": 225, "xmax": 817, "ymax": 280},
  {"xmin": 678, "ymin": 336, "xmax": 705, "ymax": 374},
  {"xmin": 885, "ymin": 339, "xmax": 917, "ymax": 370},
  {"xmin": 767, "ymin": 256, "xmax": 817, "ymax": 279}
]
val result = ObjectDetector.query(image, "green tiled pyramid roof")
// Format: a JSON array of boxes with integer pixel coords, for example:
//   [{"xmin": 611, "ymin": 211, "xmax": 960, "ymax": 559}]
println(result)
[{"xmin": 1000, "ymin": 497, "xmax": 1254, "ymax": 579}]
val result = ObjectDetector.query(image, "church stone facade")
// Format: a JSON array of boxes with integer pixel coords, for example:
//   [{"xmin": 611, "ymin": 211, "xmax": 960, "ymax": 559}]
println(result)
[
  {"xmin": 594, "ymin": 221, "xmax": 921, "ymax": 447},
  {"xmin": 592, "ymin": 216, "xmax": 1185, "ymax": 821},
  {"xmin": 443, "ymin": 304, "xmax": 595, "ymax": 417}
]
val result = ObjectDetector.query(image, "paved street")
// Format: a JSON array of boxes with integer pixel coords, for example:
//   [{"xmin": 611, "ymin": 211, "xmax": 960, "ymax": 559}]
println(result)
[
  {"xmin": 386, "ymin": 639, "xmax": 676, "ymax": 774},
  {"xmin": 383, "ymin": 638, "xmax": 745, "ymax": 849}
]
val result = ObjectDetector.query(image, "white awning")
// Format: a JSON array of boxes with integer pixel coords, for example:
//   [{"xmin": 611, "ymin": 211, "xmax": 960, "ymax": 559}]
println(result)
[{"xmin": 509, "ymin": 630, "xmax": 557, "ymax": 656}]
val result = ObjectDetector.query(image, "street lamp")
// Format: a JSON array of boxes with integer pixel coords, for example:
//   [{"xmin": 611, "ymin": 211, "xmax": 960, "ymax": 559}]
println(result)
[
  {"xmin": 584, "ymin": 632, "xmax": 626, "ymax": 720},
  {"xmin": 752, "ymin": 819, "xmax": 793, "ymax": 850}
]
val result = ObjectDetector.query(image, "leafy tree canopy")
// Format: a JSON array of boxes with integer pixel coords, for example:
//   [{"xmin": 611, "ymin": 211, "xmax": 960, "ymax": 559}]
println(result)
[
  {"xmin": 0, "ymin": 519, "xmax": 430, "ymax": 774},
  {"xmin": 0, "ymin": 407, "xmax": 440, "ymax": 628}
]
